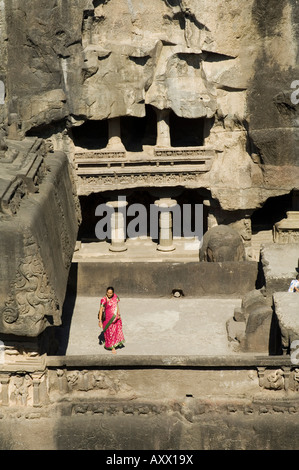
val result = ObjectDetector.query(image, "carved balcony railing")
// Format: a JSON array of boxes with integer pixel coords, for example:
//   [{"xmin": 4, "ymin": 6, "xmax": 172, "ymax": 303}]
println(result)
[{"xmin": 74, "ymin": 146, "xmax": 216, "ymax": 195}]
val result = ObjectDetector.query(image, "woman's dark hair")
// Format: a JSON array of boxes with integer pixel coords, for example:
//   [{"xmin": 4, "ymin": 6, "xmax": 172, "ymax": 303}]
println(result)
[{"xmin": 106, "ymin": 286, "xmax": 114, "ymax": 293}]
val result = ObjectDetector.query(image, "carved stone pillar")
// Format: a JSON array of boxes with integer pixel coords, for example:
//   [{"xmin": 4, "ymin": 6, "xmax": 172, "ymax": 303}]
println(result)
[
  {"xmin": 154, "ymin": 198, "xmax": 177, "ymax": 251},
  {"xmin": 156, "ymin": 109, "xmax": 171, "ymax": 148},
  {"xmin": 106, "ymin": 117, "xmax": 125, "ymax": 150},
  {"xmin": 31, "ymin": 372, "xmax": 44, "ymax": 407},
  {"xmin": 107, "ymin": 199, "xmax": 128, "ymax": 252},
  {"xmin": 282, "ymin": 366, "xmax": 291, "ymax": 391},
  {"xmin": 0, "ymin": 373, "xmax": 10, "ymax": 406}
]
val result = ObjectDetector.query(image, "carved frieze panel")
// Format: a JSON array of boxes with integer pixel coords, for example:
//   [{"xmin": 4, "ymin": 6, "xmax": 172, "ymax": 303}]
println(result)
[
  {"xmin": 2, "ymin": 364, "xmax": 299, "ymax": 412},
  {"xmin": 51, "ymin": 368, "xmax": 133, "ymax": 397},
  {"xmin": 74, "ymin": 147, "xmax": 214, "ymax": 193},
  {"xmin": 0, "ymin": 370, "xmax": 47, "ymax": 407},
  {"xmin": 75, "ymin": 150, "xmax": 126, "ymax": 159},
  {"xmin": 0, "ymin": 231, "xmax": 60, "ymax": 336},
  {"xmin": 77, "ymin": 171, "xmax": 207, "ymax": 195}
]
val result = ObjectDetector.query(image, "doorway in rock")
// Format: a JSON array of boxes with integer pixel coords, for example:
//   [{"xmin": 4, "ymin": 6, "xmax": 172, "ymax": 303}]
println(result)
[
  {"xmin": 251, "ymin": 192, "xmax": 293, "ymax": 234},
  {"xmin": 72, "ymin": 119, "xmax": 108, "ymax": 150},
  {"xmin": 250, "ymin": 192, "xmax": 293, "ymax": 262},
  {"xmin": 169, "ymin": 112, "xmax": 209, "ymax": 147},
  {"xmin": 120, "ymin": 105, "xmax": 157, "ymax": 151}
]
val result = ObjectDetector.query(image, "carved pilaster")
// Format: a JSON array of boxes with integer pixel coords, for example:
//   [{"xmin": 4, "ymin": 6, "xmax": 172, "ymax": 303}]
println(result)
[
  {"xmin": 0, "ymin": 373, "xmax": 10, "ymax": 406},
  {"xmin": 31, "ymin": 372, "xmax": 45, "ymax": 407}
]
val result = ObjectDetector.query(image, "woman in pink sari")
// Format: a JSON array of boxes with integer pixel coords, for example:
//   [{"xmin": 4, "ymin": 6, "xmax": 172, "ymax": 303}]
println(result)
[{"xmin": 98, "ymin": 286, "xmax": 125, "ymax": 354}]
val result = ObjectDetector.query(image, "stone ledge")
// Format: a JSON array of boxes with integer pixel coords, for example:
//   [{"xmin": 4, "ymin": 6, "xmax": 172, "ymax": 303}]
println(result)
[{"xmin": 46, "ymin": 354, "xmax": 292, "ymax": 369}]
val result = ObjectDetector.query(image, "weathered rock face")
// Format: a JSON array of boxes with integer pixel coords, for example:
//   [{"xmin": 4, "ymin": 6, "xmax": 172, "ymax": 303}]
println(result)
[
  {"xmin": 227, "ymin": 289, "xmax": 276, "ymax": 354},
  {"xmin": 248, "ymin": 0, "xmax": 299, "ymax": 168},
  {"xmin": 1, "ymin": 0, "xmax": 298, "ymax": 213},
  {"xmin": 0, "ymin": 1, "xmax": 82, "ymax": 343},
  {"xmin": 273, "ymin": 291, "xmax": 299, "ymax": 352},
  {"xmin": 200, "ymin": 225, "xmax": 245, "ymax": 262}
]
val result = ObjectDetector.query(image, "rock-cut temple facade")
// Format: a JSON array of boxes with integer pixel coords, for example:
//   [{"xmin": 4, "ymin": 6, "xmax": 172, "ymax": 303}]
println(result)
[{"xmin": 0, "ymin": 0, "xmax": 299, "ymax": 450}]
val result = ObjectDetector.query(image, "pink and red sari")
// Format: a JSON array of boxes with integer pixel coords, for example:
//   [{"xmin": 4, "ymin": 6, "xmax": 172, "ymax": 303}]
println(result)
[{"xmin": 100, "ymin": 294, "xmax": 125, "ymax": 350}]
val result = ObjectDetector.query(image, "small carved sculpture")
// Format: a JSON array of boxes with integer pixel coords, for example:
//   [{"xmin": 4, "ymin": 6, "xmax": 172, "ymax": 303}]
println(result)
[
  {"xmin": 260, "ymin": 369, "xmax": 284, "ymax": 391},
  {"xmin": 10, "ymin": 375, "xmax": 31, "ymax": 406}
]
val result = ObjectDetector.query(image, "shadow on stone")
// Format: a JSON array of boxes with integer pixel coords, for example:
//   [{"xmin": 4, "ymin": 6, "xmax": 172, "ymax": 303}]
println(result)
[{"xmin": 54, "ymin": 264, "xmax": 78, "ymax": 355}]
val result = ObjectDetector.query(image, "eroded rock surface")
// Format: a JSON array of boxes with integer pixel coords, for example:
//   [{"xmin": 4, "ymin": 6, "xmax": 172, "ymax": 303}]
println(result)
[
  {"xmin": 273, "ymin": 291, "xmax": 299, "ymax": 352},
  {"xmin": 200, "ymin": 224, "xmax": 245, "ymax": 262},
  {"xmin": 0, "ymin": 0, "xmax": 298, "ymax": 211}
]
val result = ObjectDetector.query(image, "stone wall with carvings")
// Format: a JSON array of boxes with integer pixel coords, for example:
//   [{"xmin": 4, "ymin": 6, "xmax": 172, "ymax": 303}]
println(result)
[
  {"xmin": 0, "ymin": 355, "xmax": 299, "ymax": 449},
  {"xmin": 0, "ymin": 141, "xmax": 81, "ymax": 340}
]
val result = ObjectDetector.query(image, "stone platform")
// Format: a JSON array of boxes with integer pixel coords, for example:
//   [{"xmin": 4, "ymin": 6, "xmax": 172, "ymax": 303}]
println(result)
[
  {"xmin": 57, "ymin": 295, "xmax": 243, "ymax": 356},
  {"xmin": 73, "ymin": 237, "xmax": 201, "ymax": 262}
]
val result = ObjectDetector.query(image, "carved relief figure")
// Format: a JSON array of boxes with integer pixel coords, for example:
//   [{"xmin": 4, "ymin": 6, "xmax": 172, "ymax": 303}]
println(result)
[
  {"xmin": 10, "ymin": 374, "xmax": 31, "ymax": 406},
  {"xmin": 260, "ymin": 369, "xmax": 285, "ymax": 391},
  {"xmin": 1, "ymin": 231, "xmax": 60, "ymax": 336}
]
